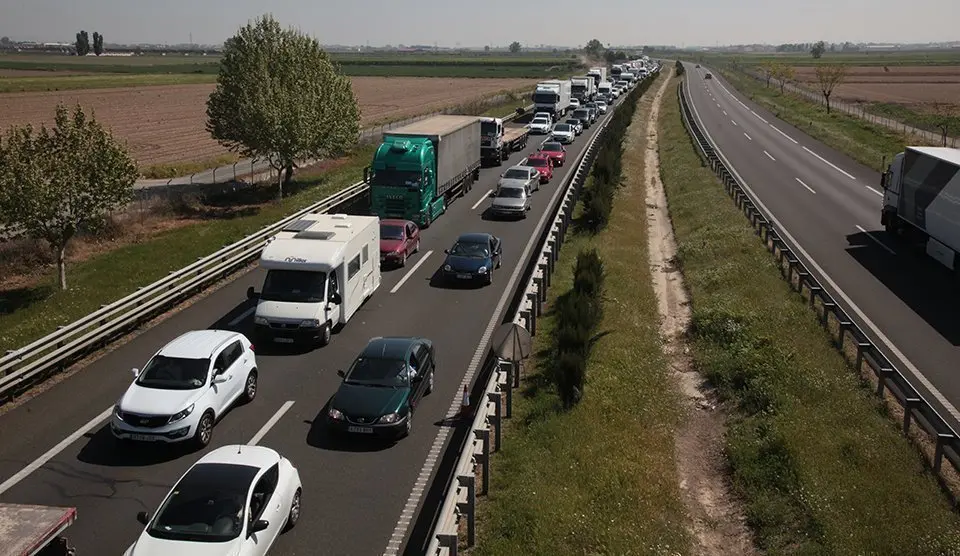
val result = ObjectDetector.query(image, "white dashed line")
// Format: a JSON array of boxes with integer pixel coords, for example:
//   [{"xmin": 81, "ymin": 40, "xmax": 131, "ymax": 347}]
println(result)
[
  {"xmin": 228, "ymin": 307, "xmax": 256, "ymax": 327},
  {"xmin": 802, "ymin": 146, "xmax": 857, "ymax": 180},
  {"xmin": 855, "ymin": 225, "xmax": 896, "ymax": 255},
  {"xmin": 866, "ymin": 186, "xmax": 883, "ymax": 197},
  {"xmin": 769, "ymin": 124, "xmax": 799, "ymax": 144},
  {"xmin": 722, "ymin": 110, "xmax": 727, "ymax": 116},
  {"xmin": 764, "ymin": 150, "xmax": 776, "ymax": 161},
  {"xmin": 743, "ymin": 132, "xmax": 753, "ymax": 141},
  {"xmin": 717, "ymin": 103, "xmax": 721, "ymax": 108},
  {"xmin": 731, "ymin": 120, "xmax": 738, "ymax": 126},
  {"xmin": 795, "ymin": 177, "xmax": 817, "ymax": 194},
  {"xmin": 389, "ymin": 250, "xmax": 434, "ymax": 294},
  {"xmin": 471, "ymin": 190, "xmax": 492, "ymax": 210},
  {"xmin": 248, "ymin": 401, "xmax": 295, "ymax": 446}
]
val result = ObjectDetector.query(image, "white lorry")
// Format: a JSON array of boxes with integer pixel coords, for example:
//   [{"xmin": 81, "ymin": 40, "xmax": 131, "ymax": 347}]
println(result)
[
  {"xmin": 587, "ymin": 67, "xmax": 607, "ymax": 88},
  {"xmin": 881, "ymin": 146, "xmax": 960, "ymax": 269},
  {"xmin": 249, "ymin": 214, "xmax": 381, "ymax": 347},
  {"xmin": 532, "ymin": 80, "xmax": 572, "ymax": 119},
  {"xmin": 570, "ymin": 76, "xmax": 596, "ymax": 103},
  {"xmin": 0, "ymin": 504, "xmax": 77, "ymax": 555}
]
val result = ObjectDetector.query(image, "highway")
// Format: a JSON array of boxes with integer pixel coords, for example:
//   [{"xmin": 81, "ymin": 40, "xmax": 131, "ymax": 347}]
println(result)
[
  {"xmin": 682, "ymin": 62, "xmax": 960, "ymax": 429},
  {"xmin": 0, "ymin": 95, "xmax": 621, "ymax": 554}
]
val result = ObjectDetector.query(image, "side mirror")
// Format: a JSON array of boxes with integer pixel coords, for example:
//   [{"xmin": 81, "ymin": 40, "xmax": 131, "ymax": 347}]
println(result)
[
  {"xmin": 136, "ymin": 511, "xmax": 150, "ymax": 525},
  {"xmin": 246, "ymin": 286, "xmax": 256, "ymax": 300},
  {"xmin": 526, "ymin": 206, "xmax": 532, "ymax": 211},
  {"xmin": 131, "ymin": 368, "xmax": 139, "ymax": 378},
  {"xmin": 444, "ymin": 249, "xmax": 450, "ymax": 254},
  {"xmin": 337, "ymin": 369, "xmax": 346, "ymax": 379},
  {"xmin": 251, "ymin": 519, "xmax": 270, "ymax": 534},
  {"xmin": 329, "ymin": 292, "xmax": 342, "ymax": 305},
  {"xmin": 213, "ymin": 374, "xmax": 229, "ymax": 384}
]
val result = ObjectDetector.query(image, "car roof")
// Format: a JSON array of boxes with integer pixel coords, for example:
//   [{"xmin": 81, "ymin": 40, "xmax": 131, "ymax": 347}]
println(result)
[
  {"xmin": 380, "ymin": 218, "xmax": 411, "ymax": 227},
  {"xmin": 159, "ymin": 330, "xmax": 242, "ymax": 359},
  {"xmin": 361, "ymin": 336, "xmax": 423, "ymax": 360},
  {"xmin": 198, "ymin": 444, "xmax": 281, "ymax": 470},
  {"xmin": 457, "ymin": 232, "xmax": 493, "ymax": 244}
]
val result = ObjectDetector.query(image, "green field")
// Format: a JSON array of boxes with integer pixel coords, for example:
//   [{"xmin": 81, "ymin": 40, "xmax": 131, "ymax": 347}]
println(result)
[{"xmin": 686, "ymin": 50, "xmax": 960, "ymax": 67}]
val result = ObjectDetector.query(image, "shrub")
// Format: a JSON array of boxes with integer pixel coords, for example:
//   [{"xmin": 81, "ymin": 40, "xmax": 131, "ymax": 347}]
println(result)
[
  {"xmin": 675, "ymin": 60, "xmax": 685, "ymax": 76},
  {"xmin": 554, "ymin": 350, "xmax": 586, "ymax": 409}
]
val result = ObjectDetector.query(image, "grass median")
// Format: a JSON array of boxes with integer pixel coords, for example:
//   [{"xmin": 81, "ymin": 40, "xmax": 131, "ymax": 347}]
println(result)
[
  {"xmin": 659, "ymin": 77, "xmax": 960, "ymax": 553},
  {"xmin": 473, "ymin": 73, "xmax": 692, "ymax": 555}
]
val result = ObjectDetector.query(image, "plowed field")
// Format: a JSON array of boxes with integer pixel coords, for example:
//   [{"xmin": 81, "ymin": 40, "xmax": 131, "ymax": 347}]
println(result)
[
  {"xmin": 792, "ymin": 65, "xmax": 960, "ymax": 106},
  {"xmin": 0, "ymin": 77, "xmax": 535, "ymax": 166}
]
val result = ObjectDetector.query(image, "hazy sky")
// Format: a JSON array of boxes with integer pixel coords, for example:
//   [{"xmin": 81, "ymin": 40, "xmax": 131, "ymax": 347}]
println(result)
[{"xmin": 2, "ymin": 0, "xmax": 957, "ymax": 47}]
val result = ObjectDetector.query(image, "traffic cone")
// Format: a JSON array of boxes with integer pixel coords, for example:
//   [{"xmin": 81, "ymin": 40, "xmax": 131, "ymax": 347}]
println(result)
[{"xmin": 460, "ymin": 385, "xmax": 470, "ymax": 419}]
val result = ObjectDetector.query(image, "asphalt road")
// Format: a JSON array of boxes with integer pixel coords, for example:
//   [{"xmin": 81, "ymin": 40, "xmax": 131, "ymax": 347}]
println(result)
[
  {"xmin": 683, "ymin": 63, "xmax": 960, "ymax": 429},
  {"xmin": 0, "ymin": 96, "xmax": 619, "ymax": 554}
]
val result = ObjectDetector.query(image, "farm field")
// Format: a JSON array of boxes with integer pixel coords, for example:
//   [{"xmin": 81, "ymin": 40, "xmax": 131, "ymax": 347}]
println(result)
[
  {"xmin": 0, "ymin": 77, "xmax": 536, "ymax": 167},
  {"xmin": 790, "ymin": 65, "xmax": 960, "ymax": 107}
]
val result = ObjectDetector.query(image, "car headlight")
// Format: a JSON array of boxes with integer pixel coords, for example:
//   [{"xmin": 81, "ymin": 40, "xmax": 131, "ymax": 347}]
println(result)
[
  {"xmin": 113, "ymin": 404, "xmax": 123, "ymax": 419},
  {"xmin": 443, "ymin": 264, "xmax": 452, "ymax": 272},
  {"xmin": 300, "ymin": 319, "xmax": 321, "ymax": 328},
  {"xmin": 478, "ymin": 266, "xmax": 488, "ymax": 274},
  {"xmin": 379, "ymin": 412, "xmax": 400, "ymax": 424},
  {"xmin": 168, "ymin": 403, "xmax": 195, "ymax": 424},
  {"xmin": 328, "ymin": 408, "xmax": 344, "ymax": 420},
  {"xmin": 254, "ymin": 316, "xmax": 268, "ymax": 326}
]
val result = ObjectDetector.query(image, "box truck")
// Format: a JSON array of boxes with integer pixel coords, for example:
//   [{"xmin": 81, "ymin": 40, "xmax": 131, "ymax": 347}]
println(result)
[
  {"xmin": 532, "ymin": 80, "xmax": 572, "ymax": 119},
  {"xmin": 480, "ymin": 116, "xmax": 530, "ymax": 166},
  {"xmin": 587, "ymin": 67, "xmax": 607, "ymax": 88},
  {"xmin": 250, "ymin": 214, "xmax": 381, "ymax": 347},
  {"xmin": 365, "ymin": 115, "xmax": 481, "ymax": 228},
  {"xmin": 570, "ymin": 76, "xmax": 596, "ymax": 102},
  {"xmin": 881, "ymin": 146, "xmax": 960, "ymax": 269}
]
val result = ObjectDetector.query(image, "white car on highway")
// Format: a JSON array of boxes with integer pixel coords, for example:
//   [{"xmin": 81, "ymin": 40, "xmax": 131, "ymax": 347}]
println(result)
[
  {"xmin": 111, "ymin": 330, "xmax": 258, "ymax": 448},
  {"xmin": 529, "ymin": 116, "xmax": 552, "ymax": 134},
  {"xmin": 595, "ymin": 100, "xmax": 608, "ymax": 114},
  {"xmin": 569, "ymin": 98, "xmax": 581, "ymax": 110},
  {"xmin": 124, "ymin": 445, "xmax": 302, "ymax": 556},
  {"xmin": 551, "ymin": 123, "xmax": 576, "ymax": 145}
]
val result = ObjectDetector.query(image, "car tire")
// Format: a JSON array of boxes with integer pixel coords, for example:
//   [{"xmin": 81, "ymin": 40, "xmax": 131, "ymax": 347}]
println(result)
[
  {"xmin": 318, "ymin": 322, "xmax": 332, "ymax": 347},
  {"xmin": 284, "ymin": 488, "xmax": 302, "ymax": 531},
  {"xmin": 242, "ymin": 371, "xmax": 258, "ymax": 403},
  {"xmin": 403, "ymin": 411, "xmax": 412, "ymax": 438},
  {"xmin": 400, "ymin": 250, "xmax": 407, "ymax": 267},
  {"xmin": 194, "ymin": 411, "xmax": 214, "ymax": 448},
  {"xmin": 413, "ymin": 239, "xmax": 420, "ymax": 254},
  {"xmin": 486, "ymin": 270, "xmax": 493, "ymax": 286},
  {"xmin": 427, "ymin": 370, "xmax": 435, "ymax": 395}
]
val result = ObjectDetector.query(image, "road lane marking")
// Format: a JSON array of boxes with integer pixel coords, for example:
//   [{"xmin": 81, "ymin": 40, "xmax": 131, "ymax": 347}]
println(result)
[
  {"xmin": 717, "ymin": 103, "xmax": 721, "ymax": 108},
  {"xmin": 750, "ymin": 109, "xmax": 769, "ymax": 124},
  {"xmin": 0, "ymin": 406, "xmax": 112, "ymax": 496},
  {"xmin": 866, "ymin": 186, "xmax": 883, "ymax": 196},
  {"xmin": 248, "ymin": 401, "xmax": 295, "ymax": 446},
  {"xmin": 802, "ymin": 146, "xmax": 857, "ymax": 180},
  {"xmin": 764, "ymin": 150, "xmax": 776, "ymax": 161},
  {"xmin": 770, "ymin": 124, "xmax": 799, "ymax": 144},
  {"xmin": 856, "ymin": 225, "xmax": 896, "ymax": 255},
  {"xmin": 389, "ymin": 250, "xmax": 434, "ymax": 294},
  {"xmin": 731, "ymin": 120, "xmax": 738, "ymax": 126},
  {"xmin": 743, "ymin": 132, "xmax": 752, "ymax": 141},
  {"xmin": 723, "ymin": 110, "xmax": 727, "ymax": 116},
  {"xmin": 795, "ymin": 177, "xmax": 816, "ymax": 194},
  {"xmin": 228, "ymin": 306, "xmax": 256, "ymax": 327},
  {"xmin": 471, "ymin": 190, "xmax": 492, "ymax": 210}
]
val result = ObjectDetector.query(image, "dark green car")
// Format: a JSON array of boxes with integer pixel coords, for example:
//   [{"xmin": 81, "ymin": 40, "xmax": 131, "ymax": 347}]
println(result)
[{"xmin": 327, "ymin": 337, "xmax": 435, "ymax": 439}]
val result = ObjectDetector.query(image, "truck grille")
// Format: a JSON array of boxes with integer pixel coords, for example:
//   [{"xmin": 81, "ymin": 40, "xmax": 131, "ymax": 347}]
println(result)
[
  {"xmin": 385, "ymin": 198, "xmax": 406, "ymax": 215},
  {"xmin": 120, "ymin": 412, "xmax": 170, "ymax": 428}
]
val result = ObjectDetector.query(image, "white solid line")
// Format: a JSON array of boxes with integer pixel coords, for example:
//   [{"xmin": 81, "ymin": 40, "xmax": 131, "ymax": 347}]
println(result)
[
  {"xmin": 731, "ymin": 120, "xmax": 738, "ymax": 126},
  {"xmin": 390, "ymin": 250, "xmax": 433, "ymax": 294},
  {"xmin": 717, "ymin": 103, "xmax": 721, "ymax": 108},
  {"xmin": 866, "ymin": 186, "xmax": 883, "ymax": 197},
  {"xmin": 0, "ymin": 406, "xmax": 112, "ymax": 496},
  {"xmin": 764, "ymin": 150, "xmax": 776, "ymax": 161},
  {"xmin": 471, "ymin": 190, "xmax": 491, "ymax": 210},
  {"xmin": 802, "ymin": 146, "xmax": 857, "ymax": 180},
  {"xmin": 769, "ymin": 124, "xmax": 799, "ymax": 144},
  {"xmin": 743, "ymin": 132, "xmax": 752, "ymax": 141},
  {"xmin": 795, "ymin": 177, "xmax": 817, "ymax": 194},
  {"xmin": 750, "ymin": 109, "xmax": 769, "ymax": 124},
  {"xmin": 248, "ymin": 401, "xmax": 295, "ymax": 446},
  {"xmin": 856, "ymin": 225, "xmax": 896, "ymax": 255},
  {"xmin": 723, "ymin": 110, "xmax": 727, "ymax": 116},
  {"xmin": 228, "ymin": 306, "xmax": 256, "ymax": 327}
]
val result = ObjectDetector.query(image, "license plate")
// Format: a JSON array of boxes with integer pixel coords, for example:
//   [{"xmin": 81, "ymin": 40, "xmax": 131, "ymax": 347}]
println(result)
[
  {"xmin": 456, "ymin": 274, "xmax": 472, "ymax": 280},
  {"xmin": 273, "ymin": 337, "xmax": 294, "ymax": 344},
  {"xmin": 129, "ymin": 434, "xmax": 159, "ymax": 442},
  {"xmin": 348, "ymin": 426, "xmax": 374, "ymax": 434}
]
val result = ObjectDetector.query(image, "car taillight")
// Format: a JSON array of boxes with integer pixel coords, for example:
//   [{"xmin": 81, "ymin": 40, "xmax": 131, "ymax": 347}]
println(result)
[{"xmin": 249, "ymin": 344, "xmax": 255, "ymax": 352}]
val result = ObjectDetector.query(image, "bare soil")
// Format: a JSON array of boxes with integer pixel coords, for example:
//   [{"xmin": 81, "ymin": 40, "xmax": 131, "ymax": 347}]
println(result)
[
  {"xmin": 792, "ymin": 65, "xmax": 960, "ymax": 106},
  {"xmin": 0, "ymin": 77, "xmax": 536, "ymax": 166},
  {"xmin": 643, "ymin": 75, "xmax": 757, "ymax": 554}
]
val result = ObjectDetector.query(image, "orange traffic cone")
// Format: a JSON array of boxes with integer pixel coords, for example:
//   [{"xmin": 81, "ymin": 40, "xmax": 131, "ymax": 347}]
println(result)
[{"xmin": 460, "ymin": 385, "xmax": 470, "ymax": 419}]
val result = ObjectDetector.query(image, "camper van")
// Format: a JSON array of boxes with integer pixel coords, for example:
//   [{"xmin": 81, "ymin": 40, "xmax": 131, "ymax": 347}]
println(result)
[{"xmin": 248, "ymin": 214, "xmax": 381, "ymax": 347}]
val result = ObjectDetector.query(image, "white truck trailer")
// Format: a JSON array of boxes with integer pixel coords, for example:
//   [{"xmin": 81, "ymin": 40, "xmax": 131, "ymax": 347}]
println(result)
[
  {"xmin": 0, "ymin": 504, "xmax": 77, "ymax": 556},
  {"xmin": 532, "ymin": 80, "xmax": 572, "ymax": 119},
  {"xmin": 587, "ymin": 67, "xmax": 607, "ymax": 88},
  {"xmin": 570, "ymin": 76, "xmax": 596, "ymax": 102},
  {"xmin": 881, "ymin": 146, "xmax": 960, "ymax": 269},
  {"xmin": 250, "ymin": 214, "xmax": 381, "ymax": 347}
]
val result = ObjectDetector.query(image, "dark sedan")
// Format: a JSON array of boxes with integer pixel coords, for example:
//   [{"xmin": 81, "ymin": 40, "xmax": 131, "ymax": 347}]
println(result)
[
  {"xmin": 441, "ymin": 233, "xmax": 502, "ymax": 286},
  {"xmin": 327, "ymin": 337, "xmax": 435, "ymax": 439}
]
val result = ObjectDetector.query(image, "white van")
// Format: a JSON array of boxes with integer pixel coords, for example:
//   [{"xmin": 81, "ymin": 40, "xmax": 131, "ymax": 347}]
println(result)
[{"xmin": 248, "ymin": 214, "xmax": 381, "ymax": 347}]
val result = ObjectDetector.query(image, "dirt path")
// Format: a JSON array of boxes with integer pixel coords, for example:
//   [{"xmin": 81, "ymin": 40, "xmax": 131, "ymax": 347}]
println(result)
[{"xmin": 643, "ymin": 75, "xmax": 758, "ymax": 554}]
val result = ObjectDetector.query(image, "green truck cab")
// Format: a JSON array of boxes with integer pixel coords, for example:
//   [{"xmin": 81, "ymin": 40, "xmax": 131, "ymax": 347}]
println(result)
[{"xmin": 364, "ymin": 115, "xmax": 481, "ymax": 228}]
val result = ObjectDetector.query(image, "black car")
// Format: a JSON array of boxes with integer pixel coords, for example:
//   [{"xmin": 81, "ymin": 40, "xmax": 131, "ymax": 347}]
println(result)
[
  {"xmin": 327, "ymin": 337, "xmax": 436, "ymax": 439},
  {"xmin": 441, "ymin": 233, "xmax": 503, "ymax": 285}
]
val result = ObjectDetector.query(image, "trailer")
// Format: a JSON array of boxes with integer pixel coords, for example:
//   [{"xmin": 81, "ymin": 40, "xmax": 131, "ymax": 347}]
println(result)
[
  {"xmin": 0, "ymin": 504, "xmax": 77, "ymax": 556},
  {"xmin": 881, "ymin": 146, "xmax": 960, "ymax": 269},
  {"xmin": 480, "ymin": 117, "xmax": 529, "ymax": 166},
  {"xmin": 570, "ymin": 76, "xmax": 596, "ymax": 102},
  {"xmin": 366, "ymin": 115, "xmax": 481, "ymax": 228},
  {"xmin": 587, "ymin": 67, "xmax": 607, "ymax": 87},
  {"xmin": 532, "ymin": 80, "xmax": 572, "ymax": 119}
]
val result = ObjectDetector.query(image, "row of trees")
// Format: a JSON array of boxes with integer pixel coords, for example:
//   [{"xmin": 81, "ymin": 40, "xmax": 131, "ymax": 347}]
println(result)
[
  {"xmin": 1, "ymin": 14, "xmax": 361, "ymax": 290},
  {"xmin": 74, "ymin": 30, "xmax": 104, "ymax": 56}
]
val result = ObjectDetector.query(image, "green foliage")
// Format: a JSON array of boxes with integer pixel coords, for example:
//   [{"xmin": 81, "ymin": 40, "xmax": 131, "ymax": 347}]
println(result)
[
  {"xmin": 811, "ymin": 40, "xmax": 826, "ymax": 59},
  {"xmin": 206, "ymin": 14, "xmax": 361, "ymax": 198},
  {"xmin": 509, "ymin": 41, "xmax": 521, "ymax": 54},
  {"xmin": 92, "ymin": 32, "xmax": 104, "ymax": 56},
  {"xmin": 0, "ymin": 103, "xmax": 138, "ymax": 290},
  {"xmin": 75, "ymin": 30, "xmax": 90, "ymax": 56},
  {"xmin": 675, "ymin": 59, "xmax": 685, "ymax": 76},
  {"xmin": 583, "ymin": 39, "xmax": 605, "ymax": 59}
]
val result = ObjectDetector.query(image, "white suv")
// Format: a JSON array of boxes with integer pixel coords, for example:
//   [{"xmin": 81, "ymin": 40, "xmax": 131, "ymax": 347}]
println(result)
[{"xmin": 111, "ymin": 330, "xmax": 258, "ymax": 448}]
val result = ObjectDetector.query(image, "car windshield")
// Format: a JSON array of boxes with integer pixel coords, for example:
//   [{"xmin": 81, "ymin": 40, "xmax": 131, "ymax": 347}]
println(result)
[
  {"xmin": 148, "ymin": 463, "xmax": 257, "ymax": 543},
  {"xmin": 503, "ymin": 169, "xmax": 529, "ymax": 180},
  {"xmin": 260, "ymin": 269, "xmax": 326, "ymax": 303},
  {"xmin": 541, "ymin": 143, "xmax": 562, "ymax": 152},
  {"xmin": 380, "ymin": 224, "xmax": 405, "ymax": 240},
  {"xmin": 345, "ymin": 356, "xmax": 410, "ymax": 387},
  {"xmin": 554, "ymin": 124, "xmax": 571, "ymax": 132},
  {"xmin": 136, "ymin": 355, "xmax": 210, "ymax": 390},
  {"xmin": 371, "ymin": 168, "xmax": 421, "ymax": 188},
  {"xmin": 497, "ymin": 187, "xmax": 525, "ymax": 199},
  {"xmin": 527, "ymin": 158, "xmax": 547, "ymax": 167},
  {"xmin": 450, "ymin": 240, "xmax": 491, "ymax": 258},
  {"xmin": 532, "ymin": 118, "xmax": 549, "ymax": 125}
]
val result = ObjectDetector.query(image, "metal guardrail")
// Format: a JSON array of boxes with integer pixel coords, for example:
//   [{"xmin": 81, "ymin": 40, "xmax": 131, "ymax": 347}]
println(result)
[
  {"xmin": 0, "ymin": 108, "xmax": 531, "ymax": 401},
  {"xmin": 676, "ymin": 73, "xmax": 960, "ymax": 478},
  {"xmin": 423, "ymin": 73, "xmax": 660, "ymax": 556}
]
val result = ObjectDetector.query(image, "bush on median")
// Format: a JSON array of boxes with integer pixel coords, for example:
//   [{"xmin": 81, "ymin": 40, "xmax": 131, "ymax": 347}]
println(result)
[{"xmin": 552, "ymin": 248, "xmax": 605, "ymax": 408}]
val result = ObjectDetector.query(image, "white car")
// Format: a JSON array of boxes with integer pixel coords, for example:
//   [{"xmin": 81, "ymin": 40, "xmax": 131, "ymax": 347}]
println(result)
[
  {"xmin": 596, "ymin": 100, "xmax": 608, "ymax": 114},
  {"xmin": 111, "ymin": 330, "xmax": 258, "ymax": 448},
  {"xmin": 569, "ymin": 98, "xmax": 581, "ymax": 110},
  {"xmin": 551, "ymin": 123, "xmax": 576, "ymax": 145},
  {"xmin": 529, "ymin": 117, "xmax": 552, "ymax": 134},
  {"xmin": 533, "ymin": 112, "xmax": 553, "ymax": 125},
  {"xmin": 124, "ymin": 445, "xmax": 302, "ymax": 556}
]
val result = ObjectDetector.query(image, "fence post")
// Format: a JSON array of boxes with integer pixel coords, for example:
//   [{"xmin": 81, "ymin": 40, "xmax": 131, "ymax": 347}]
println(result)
[
  {"xmin": 457, "ymin": 474, "xmax": 476, "ymax": 547},
  {"xmin": 489, "ymin": 391, "xmax": 502, "ymax": 452},
  {"xmin": 903, "ymin": 398, "xmax": 921, "ymax": 434},
  {"xmin": 504, "ymin": 361, "xmax": 513, "ymax": 418}
]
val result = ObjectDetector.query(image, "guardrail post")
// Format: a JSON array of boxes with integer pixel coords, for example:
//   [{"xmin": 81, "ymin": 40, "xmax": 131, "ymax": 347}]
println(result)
[
  {"xmin": 476, "ymin": 427, "xmax": 490, "ymax": 495},
  {"xmin": 903, "ymin": 398, "xmax": 921, "ymax": 434},
  {"xmin": 836, "ymin": 316, "xmax": 853, "ymax": 349},
  {"xmin": 548, "ymin": 236, "xmax": 558, "ymax": 262},
  {"xmin": 504, "ymin": 362, "xmax": 514, "ymax": 418},
  {"xmin": 489, "ymin": 391, "xmax": 502, "ymax": 452},
  {"xmin": 539, "ymin": 259, "xmax": 550, "ymax": 289},
  {"xmin": 934, "ymin": 433, "xmax": 955, "ymax": 474},
  {"xmin": 456, "ymin": 474, "xmax": 476, "ymax": 547},
  {"xmin": 526, "ymin": 292, "xmax": 538, "ymax": 335},
  {"xmin": 876, "ymin": 367, "xmax": 894, "ymax": 397},
  {"xmin": 855, "ymin": 342, "xmax": 871, "ymax": 371},
  {"xmin": 437, "ymin": 532, "xmax": 458, "ymax": 556},
  {"xmin": 821, "ymin": 302, "xmax": 836, "ymax": 328},
  {"xmin": 808, "ymin": 286, "xmax": 822, "ymax": 309}
]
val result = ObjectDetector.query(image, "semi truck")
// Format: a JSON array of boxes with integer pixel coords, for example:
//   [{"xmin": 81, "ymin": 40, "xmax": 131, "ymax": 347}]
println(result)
[
  {"xmin": 532, "ymin": 80, "xmax": 572, "ymax": 119},
  {"xmin": 570, "ymin": 76, "xmax": 596, "ymax": 102},
  {"xmin": 587, "ymin": 67, "xmax": 607, "ymax": 87},
  {"xmin": 365, "ymin": 115, "xmax": 481, "ymax": 228},
  {"xmin": 881, "ymin": 146, "xmax": 960, "ymax": 269},
  {"xmin": 0, "ymin": 503, "xmax": 77, "ymax": 555},
  {"xmin": 480, "ymin": 116, "xmax": 530, "ymax": 166}
]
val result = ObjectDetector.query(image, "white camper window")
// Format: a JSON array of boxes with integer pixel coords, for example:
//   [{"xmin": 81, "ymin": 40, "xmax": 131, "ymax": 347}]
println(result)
[
  {"xmin": 348, "ymin": 254, "xmax": 361, "ymax": 280},
  {"xmin": 362, "ymin": 245, "xmax": 369, "ymax": 264}
]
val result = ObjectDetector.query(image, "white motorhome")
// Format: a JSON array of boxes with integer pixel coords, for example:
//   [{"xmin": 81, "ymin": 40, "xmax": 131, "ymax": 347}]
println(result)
[{"xmin": 249, "ymin": 214, "xmax": 381, "ymax": 347}]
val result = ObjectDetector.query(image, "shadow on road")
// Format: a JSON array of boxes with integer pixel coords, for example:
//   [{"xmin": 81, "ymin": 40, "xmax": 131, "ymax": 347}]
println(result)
[
  {"xmin": 305, "ymin": 404, "xmax": 394, "ymax": 454},
  {"xmin": 77, "ymin": 425, "xmax": 198, "ymax": 467}
]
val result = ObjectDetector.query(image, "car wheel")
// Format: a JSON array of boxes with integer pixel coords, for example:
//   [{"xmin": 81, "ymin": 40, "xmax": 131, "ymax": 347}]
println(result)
[
  {"xmin": 403, "ymin": 411, "xmax": 413, "ymax": 437},
  {"xmin": 486, "ymin": 270, "xmax": 494, "ymax": 286},
  {"xmin": 194, "ymin": 411, "xmax": 214, "ymax": 448},
  {"xmin": 400, "ymin": 250, "xmax": 407, "ymax": 267},
  {"xmin": 427, "ymin": 370, "xmax": 435, "ymax": 395},
  {"xmin": 242, "ymin": 371, "xmax": 258, "ymax": 403},
  {"xmin": 413, "ymin": 239, "xmax": 420, "ymax": 254},
  {"xmin": 318, "ymin": 322, "xmax": 332, "ymax": 347},
  {"xmin": 284, "ymin": 488, "xmax": 302, "ymax": 531}
]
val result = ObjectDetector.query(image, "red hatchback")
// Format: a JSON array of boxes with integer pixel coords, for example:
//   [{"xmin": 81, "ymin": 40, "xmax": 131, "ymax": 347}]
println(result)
[
  {"xmin": 525, "ymin": 153, "xmax": 554, "ymax": 184},
  {"xmin": 538, "ymin": 142, "xmax": 567, "ymax": 168},
  {"xmin": 379, "ymin": 219, "xmax": 421, "ymax": 267}
]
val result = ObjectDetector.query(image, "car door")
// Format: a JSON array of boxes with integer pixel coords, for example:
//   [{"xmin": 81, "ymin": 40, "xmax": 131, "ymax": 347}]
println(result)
[
  {"xmin": 224, "ymin": 341, "xmax": 248, "ymax": 404},
  {"xmin": 211, "ymin": 342, "xmax": 242, "ymax": 414},
  {"xmin": 414, "ymin": 343, "xmax": 433, "ymax": 400},
  {"xmin": 326, "ymin": 269, "xmax": 341, "ymax": 324},
  {"xmin": 243, "ymin": 465, "xmax": 284, "ymax": 556},
  {"xmin": 408, "ymin": 348, "xmax": 426, "ymax": 405},
  {"xmin": 405, "ymin": 222, "xmax": 418, "ymax": 255}
]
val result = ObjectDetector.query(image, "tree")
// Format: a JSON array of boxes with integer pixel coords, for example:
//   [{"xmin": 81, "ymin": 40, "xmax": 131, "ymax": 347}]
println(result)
[
  {"xmin": 75, "ymin": 30, "xmax": 90, "ymax": 56},
  {"xmin": 929, "ymin": 102, "xmax": 958, "ymax": 147},
  {"xmin": 508, "ymin": 41, "xmax": 521, "ymax": 53},
  {"xmin": 583, "ymin": 39, "xmax": 604, "ymax": 59},
  {"xmin": 603, "ymin": 49, "xmax": 617, "ymax": 64},
  {"xmin": 206, "ymin": 14, "xmax": 361, "ymax": 200},
  {"xmin": 0, "ymin": 103, "xmax": 138, "ymax": 290},
  {"xmin": 813, "ymin": 64, "xmax": 847, "ymax": 113},
  {"xmin": 771, "ymin": 63, "xmax": 795, "ymax": 94},
  {"xmin": 92, "ymin": 32, "xmax": 104, "ymax": 56},
  {"xmin": 811, "ymin": 40, "xmax": 826, "ymax": 59},
  {"xmin": 759, "ymin": 61, "xmax": 775, "ymax": 87},
  {"xmin": 484, "ymin": 45, "xmax": 490, "ymax": 52}
]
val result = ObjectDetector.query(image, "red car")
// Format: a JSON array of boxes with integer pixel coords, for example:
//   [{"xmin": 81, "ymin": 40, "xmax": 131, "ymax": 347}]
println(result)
[
  {"xmin": 379, "ymin": 218, "xmax": 421, "ymax": 267},
  {"xmin": 525, "ymin": 153, "xmax": 554, "ymax": 184},
  {"xmin": 538, "ymin": 141, "xmax": 567, "ymax": 167}
]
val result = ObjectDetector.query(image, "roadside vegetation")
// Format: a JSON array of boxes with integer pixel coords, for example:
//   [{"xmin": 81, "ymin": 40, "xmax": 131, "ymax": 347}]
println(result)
[
  {"xmin": 474, "ymin": 72, "xmax": 692, "ymax": 555},
  {"xmin": 660, "ymin": 75, "xmax": 960, "ymax": 553}
]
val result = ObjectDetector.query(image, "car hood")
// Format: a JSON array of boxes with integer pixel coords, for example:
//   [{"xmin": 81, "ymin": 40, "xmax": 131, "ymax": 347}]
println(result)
[
  {"xmin": 380, "ymin": 239, "xmax": 405, "ymax": 253},
  {"xmin": 491, "ymin": 196, "xmax": 527, "ymax": 209},
  {"xmin": 530, "ymin": 122, "xmax": 550, "ymax": 129},
  {"xmin": 332, "ymin": 382, "xmax": 410, "ymax": 417},
  {"xmin": 125, "ymin": 534, "xmax": 241, "ymax": 556},
  {"xmin": 120, "ymin": 383, "xmax": 204, "ymax": 416},
  {"xmin": 444, "ymin": 254, "xmax": 492, "ymax": 272},
  {"xmin": 255, "ymin": 299, "xmax": 322, "ymax": 321}
]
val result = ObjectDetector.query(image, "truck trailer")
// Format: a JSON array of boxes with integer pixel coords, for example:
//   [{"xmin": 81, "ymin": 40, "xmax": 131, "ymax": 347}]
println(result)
[
  {"xmin": 532, "ymin": 80, "xmax": 572, "ymax": 119},
  {"xmin": 0, "ymin": 504, "xmax": 77, "ymax": 556},
  {"xmin": 480, "ymin": 117, "xmax": 530, "ymax": 166},
  {"xmin": 881, "ymin": 146, "xmax": 960, "ymax": 269},
  {"xmin": 366, "ymin": 115, "xmax": 481, "ymax": 228},
  {"xmin": 570, "ymin": 76, "xmax": 596, "ymax": 102},
  {"xmin": 587, "ymin": 67, "xmax": 607, "ymax": 88}
]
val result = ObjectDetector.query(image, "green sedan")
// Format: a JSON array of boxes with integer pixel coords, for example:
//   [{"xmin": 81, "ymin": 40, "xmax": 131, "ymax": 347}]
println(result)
[{"xmin": 327, "ymin": 336, "xmax": 436, "ymax": 439}]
